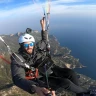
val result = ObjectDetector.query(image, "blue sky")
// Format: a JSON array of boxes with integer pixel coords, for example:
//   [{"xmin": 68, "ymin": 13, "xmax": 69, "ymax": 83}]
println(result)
[{"xmin": 0, "ymin": 0, "xmax": 95, "ymax": 34}]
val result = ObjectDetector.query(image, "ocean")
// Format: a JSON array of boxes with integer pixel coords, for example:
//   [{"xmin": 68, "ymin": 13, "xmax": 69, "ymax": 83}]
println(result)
[{"xmin": 50, "ymin": 28, "xmax": 96, "ymax": 80}]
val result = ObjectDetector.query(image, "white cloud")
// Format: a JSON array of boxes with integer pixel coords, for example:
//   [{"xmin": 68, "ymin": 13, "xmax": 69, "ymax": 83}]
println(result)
[
  {"xmin": 51, "ymin": 0, "xmax": 84, "ymax": 4},
  {"xmin": 0, "ymin": 0, "xmax": 95, "ymax": 34},
  {"xmin": 0, "ymin": 4, "xmax": 43, "ymax": 19},
  {"xmin": 51, "ymin": 4, "xmax": 96, "ymax": 16},
  {"xmin": 0, "ymin": 0, "xmax": 95, "ymax": 19},
  {"xmin": 50, "ymin": 0, "xmax": 96, "ymax": 16}
]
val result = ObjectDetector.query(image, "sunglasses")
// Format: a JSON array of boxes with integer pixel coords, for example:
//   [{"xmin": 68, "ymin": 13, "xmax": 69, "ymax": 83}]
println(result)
[{"xmin": 24, "ymin": 42, "xmax": 34, "ymax": 48}]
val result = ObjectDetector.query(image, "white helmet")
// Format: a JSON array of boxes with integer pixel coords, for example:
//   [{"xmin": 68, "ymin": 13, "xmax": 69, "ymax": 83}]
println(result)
[{"xmin": 19, "ymin": 34, "xmax": 35, "ymax": 43}]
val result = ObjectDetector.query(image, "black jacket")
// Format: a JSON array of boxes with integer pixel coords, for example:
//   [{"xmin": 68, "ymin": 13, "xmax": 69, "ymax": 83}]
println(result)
[{"xmin": 11, "ymin": 30, "xmax": 52, "ymax": 94}]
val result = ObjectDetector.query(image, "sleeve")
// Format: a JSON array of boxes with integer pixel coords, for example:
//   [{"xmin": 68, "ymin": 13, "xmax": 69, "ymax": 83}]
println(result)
[
  {"xmin": 41, "ymin": 30, "xmax": 48, "ymax": 42},
  {"xmin": 11, "ymin": 58, "xmax": 38, "ymax": 94},
  {"xmin": 35, "ymin": 30, "xmax": 48, "ymax": 51}
]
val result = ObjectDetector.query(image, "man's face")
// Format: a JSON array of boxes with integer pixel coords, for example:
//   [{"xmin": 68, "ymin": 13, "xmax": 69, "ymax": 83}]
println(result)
[{"xmin": 23, "ymin": 42, "xmax": 34, "ymax": 54}]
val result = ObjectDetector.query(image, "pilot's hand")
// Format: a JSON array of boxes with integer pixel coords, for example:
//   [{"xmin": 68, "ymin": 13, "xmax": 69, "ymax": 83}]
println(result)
[
  {"xmin": 40, "ymin": 17, "xmax": 46, "ymax": 31},
  {"xmin": 32, "ymin": 85, "xmax": 56, "ymax": 96}
]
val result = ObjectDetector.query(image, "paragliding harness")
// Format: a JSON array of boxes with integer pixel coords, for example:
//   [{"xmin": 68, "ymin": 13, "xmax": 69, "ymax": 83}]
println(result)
[
  {"xmin": 12, "ymin": 50, "xmax": 53, "ymax": 80},
  {"xmin": 22, "ymin": 53, "xmax": 53, "ymax": 80},
  {"xmin": 25, "ymin": 56, "xmax": 54, "ymax": 80}
]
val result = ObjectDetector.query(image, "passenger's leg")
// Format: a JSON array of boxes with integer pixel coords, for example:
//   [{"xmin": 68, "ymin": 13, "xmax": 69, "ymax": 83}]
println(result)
[
  {"xmin": 52, "ymin": 66, "xmax": 79, "ymax": 85},
  {"xmin": 48, "ymin": 76, "xmax": 88, "ymax": 94}
]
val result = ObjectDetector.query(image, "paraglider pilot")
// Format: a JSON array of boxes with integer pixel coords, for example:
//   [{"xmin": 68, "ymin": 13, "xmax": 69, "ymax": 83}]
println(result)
[{"xmin": 11, "ymin": 17, "xmax": 90, "ymax": 96}]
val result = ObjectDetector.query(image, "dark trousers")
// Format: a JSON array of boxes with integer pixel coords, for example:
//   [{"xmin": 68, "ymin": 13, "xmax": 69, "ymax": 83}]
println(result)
[{"xmin": 39, "ymin": 66, "xmax": 88, "ymax": 94}]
